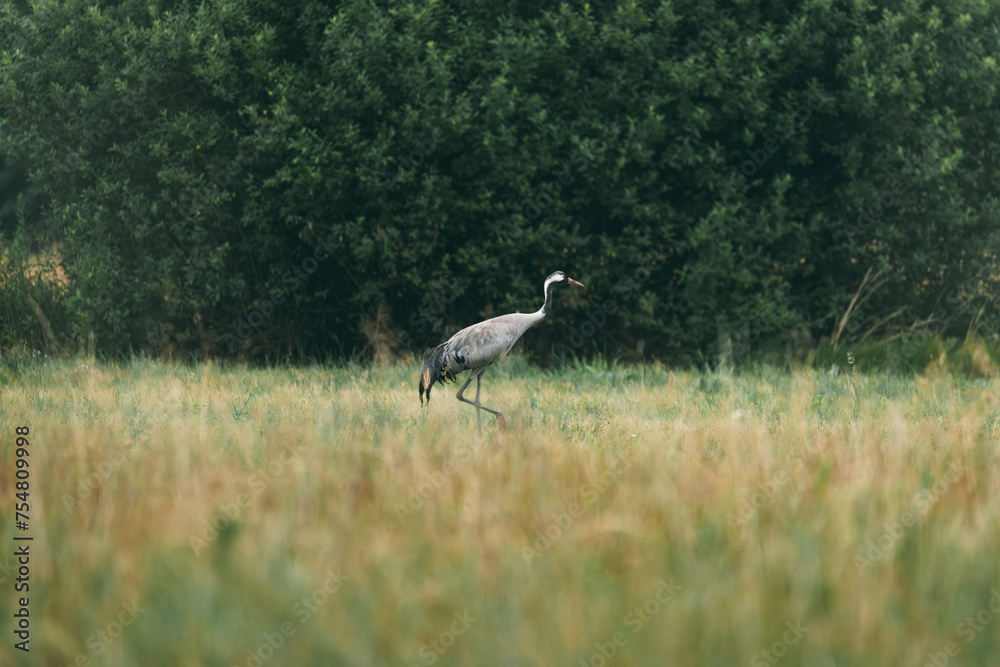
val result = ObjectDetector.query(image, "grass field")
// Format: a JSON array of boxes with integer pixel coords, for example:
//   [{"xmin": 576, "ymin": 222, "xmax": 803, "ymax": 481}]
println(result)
[{"xmin": 1, "ymin": 355, "xmax": 999, "ymax": 666}]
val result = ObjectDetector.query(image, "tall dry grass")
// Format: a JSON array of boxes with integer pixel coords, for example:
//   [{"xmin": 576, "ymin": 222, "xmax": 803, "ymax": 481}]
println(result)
[{"xmin": 0, "ymin": 358, "xmax": 999, "ymax": 666}]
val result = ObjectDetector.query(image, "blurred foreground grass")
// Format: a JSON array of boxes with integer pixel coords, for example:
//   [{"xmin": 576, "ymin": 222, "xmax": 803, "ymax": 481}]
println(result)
[{"xmin": 1, "ymin": 357, "xmax": 999, "ymax": 666}]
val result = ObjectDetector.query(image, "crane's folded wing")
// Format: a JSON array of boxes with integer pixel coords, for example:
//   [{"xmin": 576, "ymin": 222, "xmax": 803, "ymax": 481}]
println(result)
[{"xmin": 444, "ymin": 312, "xmax": 542, "ymax": 370}]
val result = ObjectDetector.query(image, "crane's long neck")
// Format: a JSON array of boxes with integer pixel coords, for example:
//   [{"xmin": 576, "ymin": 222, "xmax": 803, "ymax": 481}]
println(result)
[
  {"xmin": 516, "ymin": 276, "xmax": 558, "ymax": 333},
  {"xmin": 538, "ymin": 276, "xmax": 557, "ymax": 317}
]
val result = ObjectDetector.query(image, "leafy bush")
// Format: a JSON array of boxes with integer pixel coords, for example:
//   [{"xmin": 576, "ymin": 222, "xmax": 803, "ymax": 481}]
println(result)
[{"xmin": 1, "ymin": 0, "xmax": 998, "ymax": 363}]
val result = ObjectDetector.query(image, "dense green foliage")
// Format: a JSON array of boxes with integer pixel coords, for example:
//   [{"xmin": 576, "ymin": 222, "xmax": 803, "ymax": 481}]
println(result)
[{"xmin": 1, "ymin": 0, "xmax": 998, "ymax": 363}]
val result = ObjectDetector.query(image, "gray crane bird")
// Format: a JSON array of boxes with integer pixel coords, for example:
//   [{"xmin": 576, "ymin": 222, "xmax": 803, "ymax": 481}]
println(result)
[{"xmin": 419, "ymin": 271, "xmax": 585, "ymax": 430}]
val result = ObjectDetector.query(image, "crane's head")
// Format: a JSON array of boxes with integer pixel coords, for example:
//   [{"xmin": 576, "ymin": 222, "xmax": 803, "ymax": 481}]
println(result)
[{"xmin": 546, "ymin": 271, "xmax": 585, "ymax": 289}]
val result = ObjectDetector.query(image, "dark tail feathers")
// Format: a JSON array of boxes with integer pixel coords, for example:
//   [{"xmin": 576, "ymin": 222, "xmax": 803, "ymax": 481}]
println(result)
[{"xmin": 419, "ymin": 343, "xmax": 459, "ymax": 406}]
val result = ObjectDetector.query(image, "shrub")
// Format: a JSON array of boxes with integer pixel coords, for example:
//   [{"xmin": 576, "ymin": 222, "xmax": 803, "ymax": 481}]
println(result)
[{"xmin": 1, "ymin": 0, "xmax": 998, "ymax": 363}]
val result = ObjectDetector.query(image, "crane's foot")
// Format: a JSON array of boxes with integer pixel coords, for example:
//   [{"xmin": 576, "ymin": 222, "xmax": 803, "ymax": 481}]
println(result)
[{"xmin": 495, "ymin": 413, "xmax": 506, "ymax": 432}]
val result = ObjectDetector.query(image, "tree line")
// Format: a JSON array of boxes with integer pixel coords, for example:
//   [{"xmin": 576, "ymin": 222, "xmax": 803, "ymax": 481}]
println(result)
[{"xmin": 1, "ymin": 0, "xmax": 997, "ymax": 365}]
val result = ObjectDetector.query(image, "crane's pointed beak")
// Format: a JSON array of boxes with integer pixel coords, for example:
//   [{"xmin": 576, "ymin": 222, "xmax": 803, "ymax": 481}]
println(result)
[{"xmin": 567, "ymin": 277, "xmax": 585, "ymax": 288}]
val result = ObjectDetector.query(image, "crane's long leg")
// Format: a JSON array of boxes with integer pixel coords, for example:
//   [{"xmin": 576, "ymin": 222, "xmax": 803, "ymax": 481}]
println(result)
[
  {"xmin": 472, "ymin": 371, "xmax": 505, "ymax": 431},
  {"xmin": 456, "ymin": 367, "xmax": 505, "ymax": 432},
  {"xmin": 455, "ymin": 371, "xmax": 482, "ymax": 431}
]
